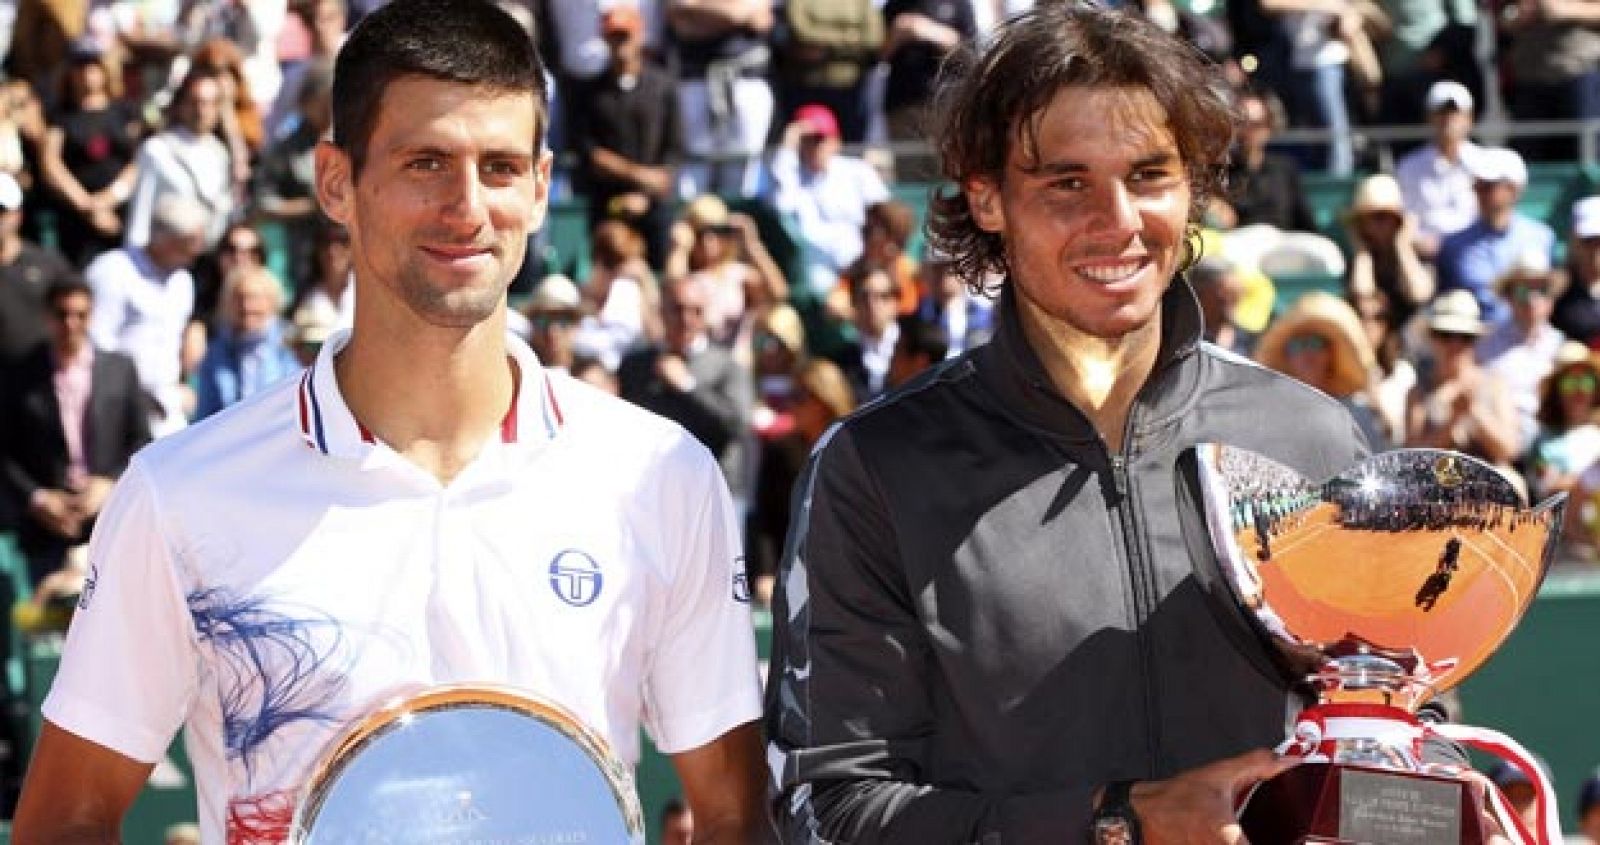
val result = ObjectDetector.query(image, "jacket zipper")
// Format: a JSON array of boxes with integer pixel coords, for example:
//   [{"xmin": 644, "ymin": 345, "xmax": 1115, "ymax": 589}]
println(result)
[{"xmin": 1109, "ymin": 406, "xmax": 1162, "ymax": 776}]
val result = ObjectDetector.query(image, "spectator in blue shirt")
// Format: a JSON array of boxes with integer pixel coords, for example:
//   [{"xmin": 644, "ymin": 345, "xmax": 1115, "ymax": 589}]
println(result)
[
  {"xmin": 1435, "ymin": 147, "xmax": 1555, "ymax": 326},
  {"xmin": 193, "ymin": 266, "xmax": 300, "ymax": 420}
]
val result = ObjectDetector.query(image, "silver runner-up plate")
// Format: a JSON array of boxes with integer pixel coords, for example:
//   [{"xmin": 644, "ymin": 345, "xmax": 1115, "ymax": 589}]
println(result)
[{"xmin": 289, "ymin": 684, "xmax": 645, "ymax": 844}]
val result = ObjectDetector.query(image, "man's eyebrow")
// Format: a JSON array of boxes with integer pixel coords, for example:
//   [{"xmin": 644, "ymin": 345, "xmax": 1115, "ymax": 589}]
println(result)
[
  {"xmin": 388, "ymin": 143, "xmax": 453, "ymax": 159},
  {"xmin": 1028, "ymin": 150, "xmax": 1182, "ymax": 176},
  {"xmin": 387, "ymin": 144, "xmax": 536, "ymax": 161}
]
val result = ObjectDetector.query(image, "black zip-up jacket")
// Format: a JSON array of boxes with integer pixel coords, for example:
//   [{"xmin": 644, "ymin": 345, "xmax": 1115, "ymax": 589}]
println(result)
[{"xmin": 764, "ymin": 278, "xmax": 1370, "ymax": 843}]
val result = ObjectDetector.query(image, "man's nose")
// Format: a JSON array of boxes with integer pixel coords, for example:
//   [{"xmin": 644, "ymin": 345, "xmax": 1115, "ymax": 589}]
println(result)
[
  {"xmin": 1085, "ymin": 181, "xmax": 1142, "ymax": 234},
  {"xmin": 439, "ymin": 167, "xmax": 491, "ymax": 230}
]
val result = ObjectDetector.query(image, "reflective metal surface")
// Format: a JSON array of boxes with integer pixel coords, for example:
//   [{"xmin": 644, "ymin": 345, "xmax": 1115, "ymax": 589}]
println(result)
[
  {"xmin": 289, "ymin": 684, "xmax": 645, "ymax": 844},
  {"xmin": 1195, "ymin": 446, "xmax": 1565, "ymax": 711}
]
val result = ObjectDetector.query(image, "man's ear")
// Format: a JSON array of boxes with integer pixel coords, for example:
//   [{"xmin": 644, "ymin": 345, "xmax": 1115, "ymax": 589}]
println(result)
[
  {"xmin": 314, "ymin": 140, "xmax": 353, "ymax": 227},
  {"xmin": 965, "ymin": 178, "xmax": 1004, "ymax": 233},
  {"xmin": 526, "ymin": 149, "xmax": 554, "ymax": 234}
]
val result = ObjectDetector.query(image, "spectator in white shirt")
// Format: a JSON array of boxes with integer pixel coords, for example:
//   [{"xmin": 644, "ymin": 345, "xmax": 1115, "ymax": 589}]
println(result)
[
  {"xmin": 1396, "ymin": 80, "xmax": 1484, "ymax": 258},
  {"xmin": 1479, "ymin": 249, "xmax": 1568, "ymax": 454},
  {"xmin": 124, "ymin": 68, "xmax": 236, "ymax": 250},
  {"xmin": 763, "ymin": 104, "xmax": 890, "ymax": 295},
  {"xmin": 86, "ymin": 195, "xmax": 208, "ymax": 436}
]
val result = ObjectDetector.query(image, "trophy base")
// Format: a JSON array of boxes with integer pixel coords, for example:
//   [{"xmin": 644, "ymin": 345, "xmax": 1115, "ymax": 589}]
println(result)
[{"xmin": 1239, "ymin": 761, "xmax": 1490, "ymax": 845}]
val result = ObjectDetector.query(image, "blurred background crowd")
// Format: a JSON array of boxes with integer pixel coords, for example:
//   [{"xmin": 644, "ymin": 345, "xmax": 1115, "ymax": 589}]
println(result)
[{"xmin": 1, "ymin": 0, "xmax": 1600, "ymax": 838}]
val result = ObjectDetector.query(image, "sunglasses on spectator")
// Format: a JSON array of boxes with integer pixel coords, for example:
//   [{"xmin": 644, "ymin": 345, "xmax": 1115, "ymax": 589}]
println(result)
[
  {"xmin": 1284, "ymin": 334, "xmax": 1330, "ymax": 355},
  {"xmin": 530, "ymin": 313, "xmax": 579, "ymax": 329},
  {"xmin": 1560, "ymin": 372, "xmax": 1599, "ymax": 396},
  {"xmin": 860, "ymin": 287, "xmax": 899, "ymax": 302},
  {"xmin": 1430, "ymin": 330, "xmax": 1477, "ymax": 344},
  {"xmin": 221, "ymin": 240, "xmax": 264, "ymax": 257},
  {"xmin": 1508, "ymin": 283, "xmax": 1551, "ymax": 303}
]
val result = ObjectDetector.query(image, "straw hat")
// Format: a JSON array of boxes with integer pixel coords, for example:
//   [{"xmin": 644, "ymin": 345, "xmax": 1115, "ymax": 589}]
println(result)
[
  {"xmin": 1346, "ymin": 173, "xmax": 1405, "ymax": 219},
  {"xmin": 796, "ymin": 358, "xmax": 856, "ymax": 421},
  {"xmin": 682, "ymin": 195, "xmax": 730, "ymax": 232},
  {"xmin": 1493, "ymin": 248, "xmax": 1566, "ymax": 299},
  {"xmin": 758, "ymin": 304, "xmax": 806, "ymax": 356},
  {"xmin": 1538, "ymin": 340, "xmax": 1600, "ymax": 401},
  {"xmin": 1426, "ymin": 290, "xmax": 1487, "ymax": 336},
  {"xmin": 1256, "ymin": 292, "xmax": 1376, "ymax": 398},
  {"xmin": 525, "ymin": 273, "xmax": 584, "ymax": 315}
]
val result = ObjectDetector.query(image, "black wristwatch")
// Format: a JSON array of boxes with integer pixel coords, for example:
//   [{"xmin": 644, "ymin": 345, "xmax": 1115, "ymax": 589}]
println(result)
[{"xmin": 1089, "ymin": 779, "xmax": 1142, "ymax": 845}]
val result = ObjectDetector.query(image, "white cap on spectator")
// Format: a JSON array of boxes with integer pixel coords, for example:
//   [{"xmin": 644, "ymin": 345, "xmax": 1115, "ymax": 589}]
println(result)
[
  {"xmin": 0, "ymin": 173, "xmax": 22, "ymax": 212},
  {"xmin": 1425, "ymin": 80, "xmax": 1474, "ymax": 113},
  {"xmin": 1465, "ymin": 147, "xmax": 1527, "ymax": 187},
  {"xmin": 1573, "ymin": 196, "xmax": 1600, "ymax": 237}
]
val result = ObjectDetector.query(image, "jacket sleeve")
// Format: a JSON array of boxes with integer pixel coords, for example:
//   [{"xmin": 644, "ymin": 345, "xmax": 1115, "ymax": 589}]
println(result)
[{"xmin": 764, "ymin": 426, "xmax": 1096, "ymax": 844}]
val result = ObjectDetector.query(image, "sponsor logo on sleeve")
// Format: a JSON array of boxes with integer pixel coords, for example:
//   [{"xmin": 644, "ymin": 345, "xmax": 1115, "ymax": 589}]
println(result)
[
  {"xmin": 732, "ymin": 556, "xmax": 751, "ymax": 603},
  {"xmin": 78, "ymin": 562, "xmax": 99, "ymax": 610}
]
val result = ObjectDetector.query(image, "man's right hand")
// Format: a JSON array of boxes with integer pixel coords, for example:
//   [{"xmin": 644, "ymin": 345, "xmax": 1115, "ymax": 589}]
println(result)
[
  {"xmin": 1127, "ymin": 748, "xmax": 1296, "ymax": 844},
  {"xmin": 30, "ymin": 489, "xmax": 84, "ymax": 538}
]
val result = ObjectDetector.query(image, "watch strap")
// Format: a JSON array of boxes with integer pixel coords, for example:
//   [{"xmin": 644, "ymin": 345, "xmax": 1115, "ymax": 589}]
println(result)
[{"xmin": 1090, "ymin": 779, "xmax": 1142, "ymax": 844}]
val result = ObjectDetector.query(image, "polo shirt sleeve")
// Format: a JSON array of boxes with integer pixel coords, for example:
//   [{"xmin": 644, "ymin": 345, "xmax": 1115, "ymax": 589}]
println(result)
[
  {"xmin": 641, "ymin": 438, "xmax": 761, "ymax": 754},
  {"xmin": 41, "ymin": 460, "xmax": 200, "ymax": 764}
]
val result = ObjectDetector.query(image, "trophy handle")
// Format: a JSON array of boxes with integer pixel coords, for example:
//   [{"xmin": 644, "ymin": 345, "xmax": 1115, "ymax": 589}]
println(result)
[{"xmin": 1430, "ymin": 722, "xmax": 1560, "ymax": 845}]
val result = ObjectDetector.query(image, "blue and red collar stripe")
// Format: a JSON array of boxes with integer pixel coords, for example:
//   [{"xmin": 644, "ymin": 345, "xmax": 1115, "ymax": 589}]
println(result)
[
  {"xmin": 298, "ymin": 363, "xmax": 331, "ymax": 454},
  {"xmin": 538, "ymin": 374, "xmax": 564, "ymax": 439},
  {"xmin": 298, "ymin": 360, "xmax": 559, "ymax": 451}
]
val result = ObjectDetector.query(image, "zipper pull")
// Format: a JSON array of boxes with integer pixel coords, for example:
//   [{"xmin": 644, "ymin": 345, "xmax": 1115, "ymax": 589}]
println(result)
[{"xmin": 1110, "ymin": 455, "xmax": 1129, "ymax": 498}]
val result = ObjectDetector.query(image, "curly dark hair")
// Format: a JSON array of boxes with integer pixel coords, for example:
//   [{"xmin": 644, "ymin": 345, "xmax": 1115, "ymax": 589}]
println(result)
[{"xmin": 924, "ymin": 2, "xmax": 1235, "ymax": 294}]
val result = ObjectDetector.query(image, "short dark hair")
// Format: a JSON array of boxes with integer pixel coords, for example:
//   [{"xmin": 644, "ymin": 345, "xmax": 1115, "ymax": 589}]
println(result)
[
  {"xmin": 331, "ymin": 0, "xmax": 548, "ymax": 178},
  {"xmin": 865, "ymin": 200, "xmax": 917, "ymax": 247},
  {"xmin": 1236, "ymin": 86, "xmax": 1288, "ymax": 133},
  {"xmin": 925, "ymin": 3, "xmax": 1234, "ymax": 293},
  {"xmin": 895, "ymin": 314, "xmax": 948, "ymax": 364},
  {"xmin": 44, "ymin": 277, "xmax": 93, "ymax": 310}
]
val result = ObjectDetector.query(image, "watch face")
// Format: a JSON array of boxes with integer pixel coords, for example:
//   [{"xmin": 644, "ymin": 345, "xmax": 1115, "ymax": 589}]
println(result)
[{"xmin": 1092, "ymin": 816, "xmax": 1135, "ymax": 845}]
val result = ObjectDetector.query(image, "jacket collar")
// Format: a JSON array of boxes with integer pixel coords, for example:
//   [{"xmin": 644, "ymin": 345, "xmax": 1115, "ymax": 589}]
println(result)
[{"xmin": 974, "ymin": 275, "xmax": 1207, "ymax": 447}]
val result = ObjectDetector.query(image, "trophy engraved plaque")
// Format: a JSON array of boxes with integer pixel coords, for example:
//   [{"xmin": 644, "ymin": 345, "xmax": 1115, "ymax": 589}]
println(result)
[
  {"xmin": 289, "ymin": 684, "xmax": 645, "ymax": 844},
  {"xmin": 1194, "ymin": 445, "xmax": 1565, "ymax": 845}
]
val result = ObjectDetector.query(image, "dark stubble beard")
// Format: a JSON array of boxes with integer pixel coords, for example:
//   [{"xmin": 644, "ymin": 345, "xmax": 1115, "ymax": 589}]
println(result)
[{"xmin": 395, "ymin": 261, "xmax": 510, "ymax": 329}]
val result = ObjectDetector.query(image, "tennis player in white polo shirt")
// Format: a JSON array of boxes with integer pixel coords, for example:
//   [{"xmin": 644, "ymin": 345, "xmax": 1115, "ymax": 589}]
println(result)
[{"xmin": 13, "ymin": 1, "xmax": 767, "ymax": 841}]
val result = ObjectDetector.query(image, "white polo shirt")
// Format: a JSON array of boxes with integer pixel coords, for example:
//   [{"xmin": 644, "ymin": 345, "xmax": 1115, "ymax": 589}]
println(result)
[
  {"xmin": 42, "ymin": 330, "xmax": 762, "ymax": 843},
  {"xmin": 1396, "ymin": 140, "xmax": 1486, "ymax": 241}
]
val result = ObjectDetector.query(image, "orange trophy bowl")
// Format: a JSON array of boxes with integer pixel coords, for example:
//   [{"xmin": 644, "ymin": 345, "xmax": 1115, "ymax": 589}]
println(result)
[{"xmin": 1193, "ymin": 445, "xmax": 1565, "ymax": 845}]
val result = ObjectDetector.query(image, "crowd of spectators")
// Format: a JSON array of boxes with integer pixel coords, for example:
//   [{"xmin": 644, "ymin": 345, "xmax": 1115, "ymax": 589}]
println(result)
[{"xmin": 3, "ymin": 0, "xmax": 1600, "ymax": 833}]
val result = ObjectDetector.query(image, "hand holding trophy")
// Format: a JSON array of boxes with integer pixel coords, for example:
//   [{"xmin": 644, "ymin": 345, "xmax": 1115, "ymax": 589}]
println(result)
[{"xmin": 1195, "ymin": 445, "xmax": 1565, "ymax": 845}]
